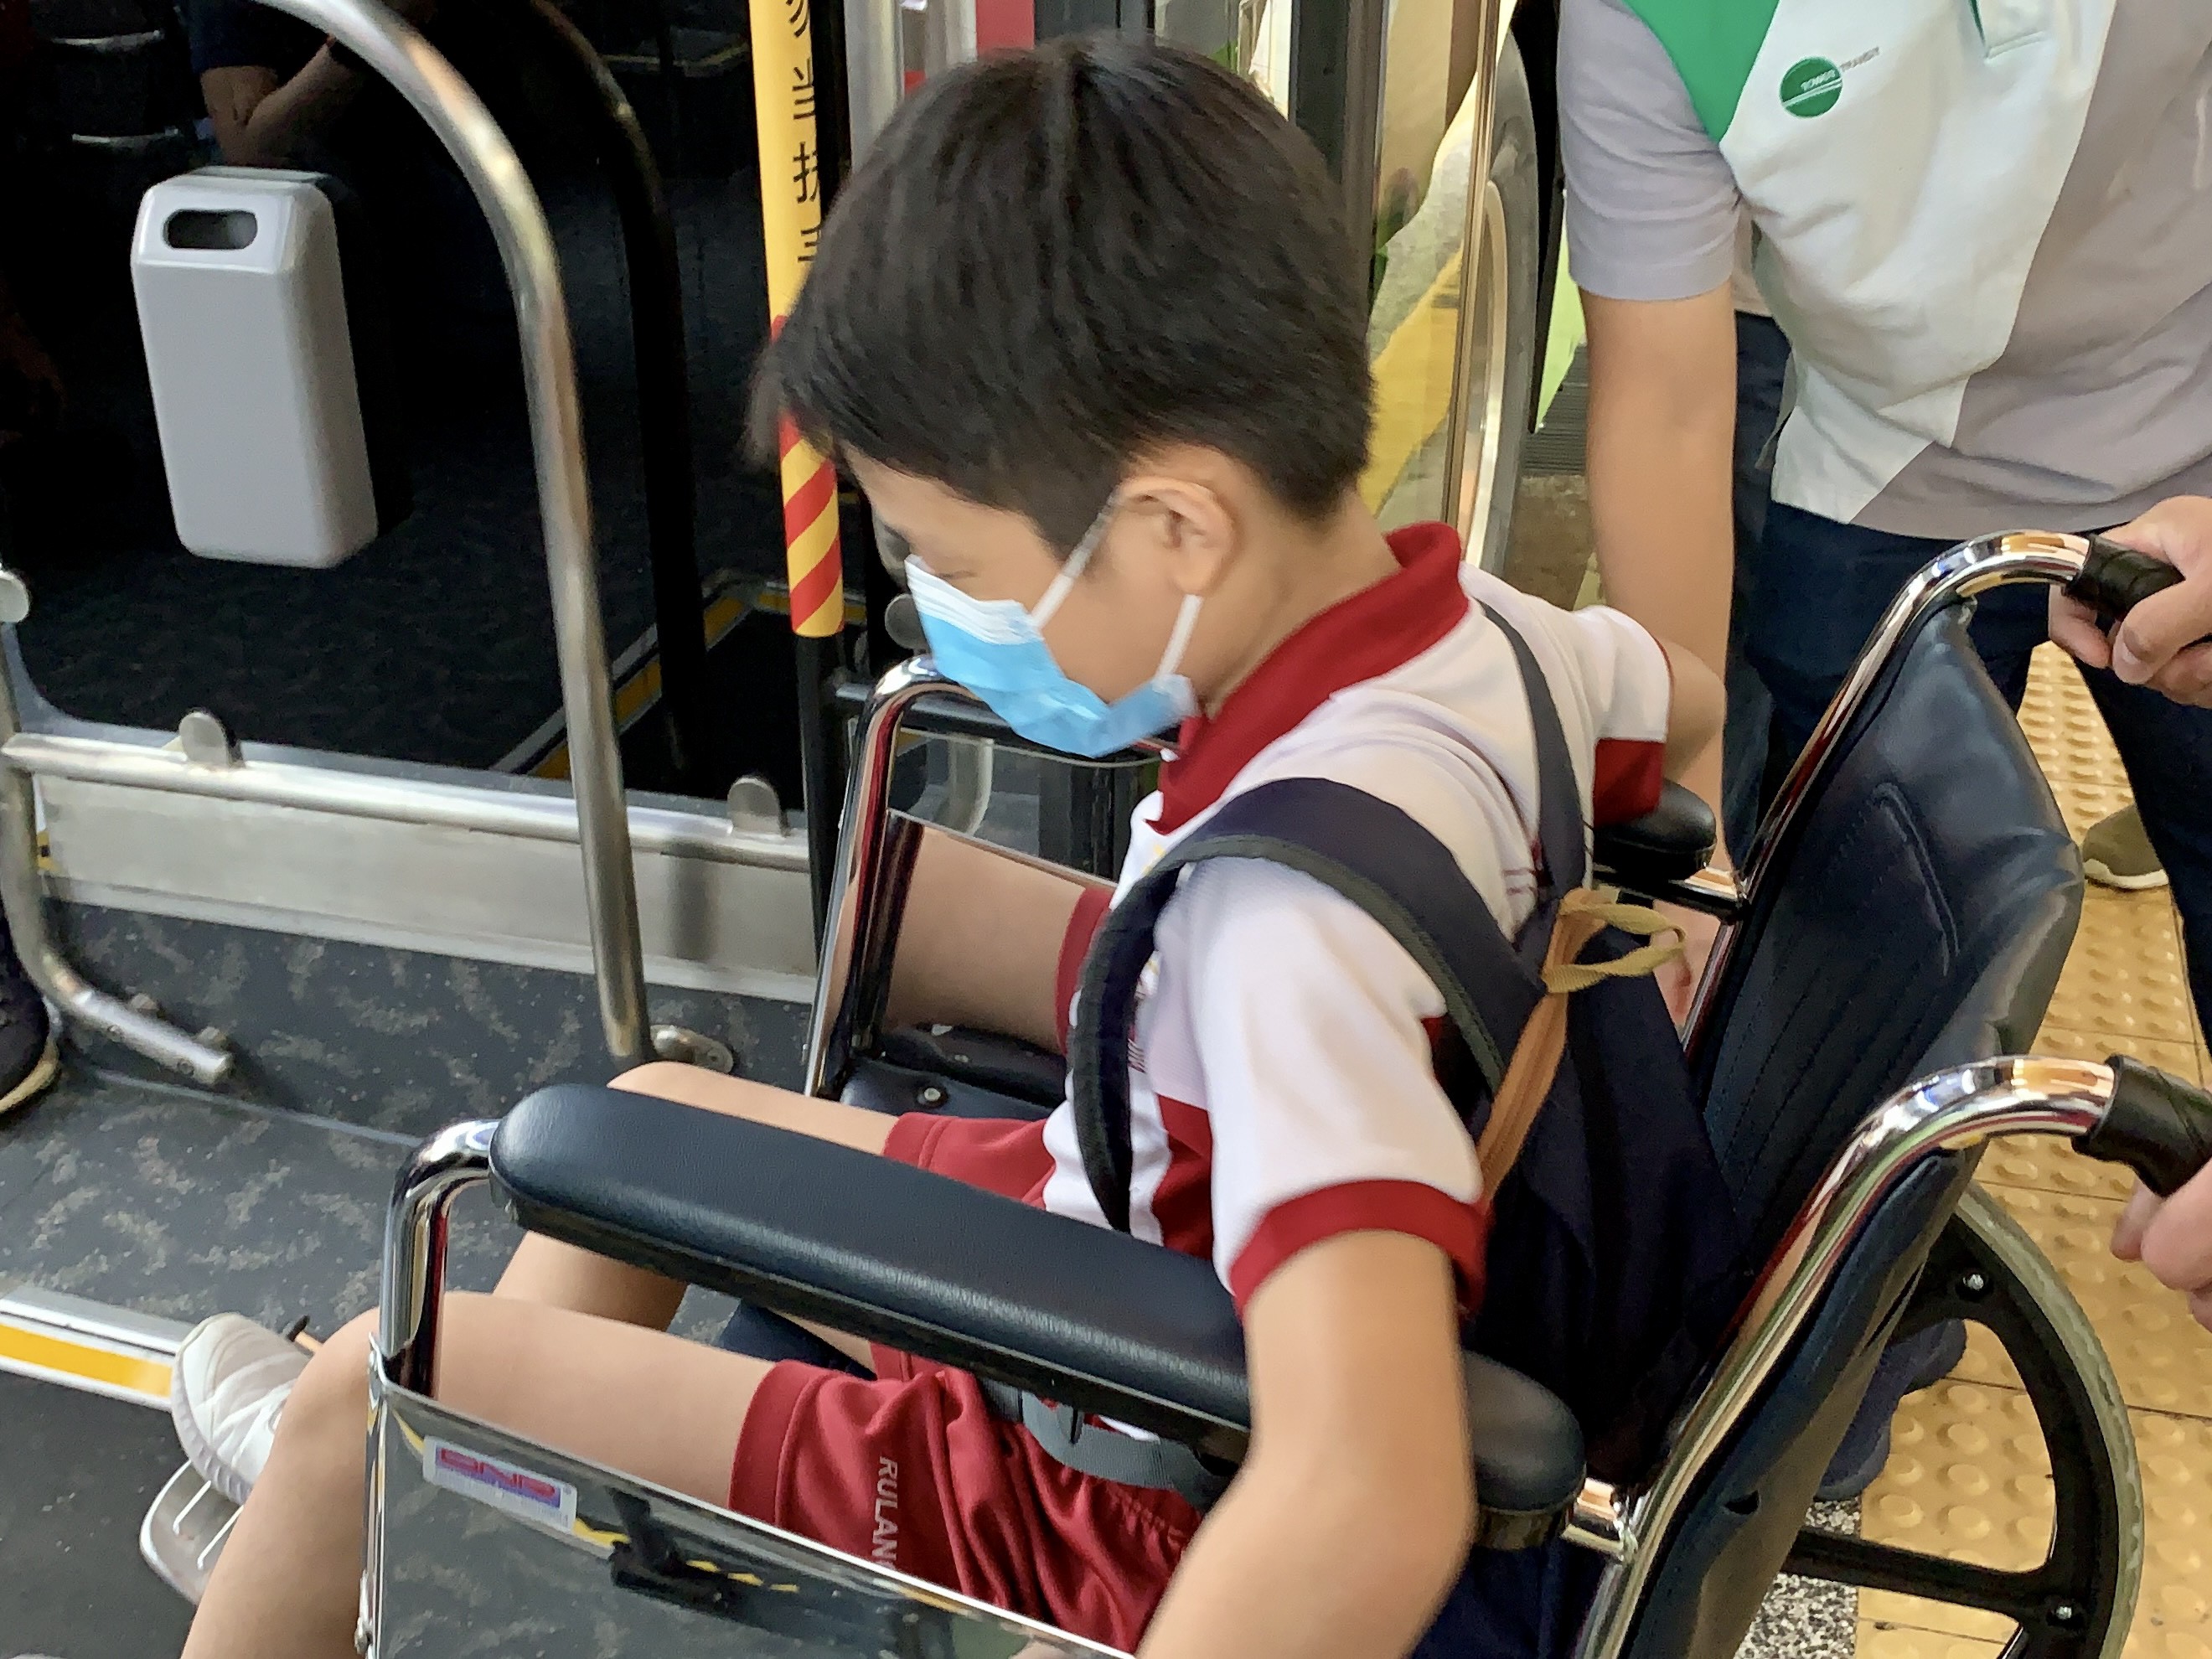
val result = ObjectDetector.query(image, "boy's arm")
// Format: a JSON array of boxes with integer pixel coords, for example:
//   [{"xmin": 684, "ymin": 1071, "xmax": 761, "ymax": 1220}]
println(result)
[
  {"xmin": 1584, "ymin": 285, "xmax": 1738, "ymax": 814},
  {"xmin": 1138, "ymin": 1231, "xmax": 1474, "ymax": 1659},
  {"xmin": 882, "ymin": 827, "xmax": 1110, "ymax": 1052}
]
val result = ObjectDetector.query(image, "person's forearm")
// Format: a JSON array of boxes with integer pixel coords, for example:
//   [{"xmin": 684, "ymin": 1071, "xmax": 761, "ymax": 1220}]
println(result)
[
  {"xmin": 1583, "ymin": 287, "xmax": 1736, "ymax": 823},
  {"xmin": 1659, "ymin": 640, "xmax": 1725, "ymax": 782},
  {"xmin": 1138, "ymin": 1462, "xmax": 1468, "ymax": 1659},
  {"xmin": 218, "ymin": 53, "xmax": 361, "ymax": 167},
  {"xmin": 881, "ymin": 826, "xmax": 1107, "ymax": 1050}
]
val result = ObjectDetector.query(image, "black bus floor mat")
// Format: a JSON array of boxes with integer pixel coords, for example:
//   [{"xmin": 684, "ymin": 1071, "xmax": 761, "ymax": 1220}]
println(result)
[{"xmin": 0, "ymin": 1371, "xmax": 194, "ymax": 1657}]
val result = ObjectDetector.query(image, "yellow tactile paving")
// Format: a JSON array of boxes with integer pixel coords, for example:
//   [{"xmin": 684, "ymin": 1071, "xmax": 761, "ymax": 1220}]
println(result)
[
  {"xmin": 2131, "ymin": 1413, "xmax": 2212, "ymax": 1659},
  {"xmin": 1854, "ymin": 1626, "xmax": 2008, "ymax": 1659},
  {"xmin": 1949, "ymin": 1320, "xmax": 2026, "ymax": 1393},
  {"xmin": 2041, "ymin": 890, "xmax": 2199, "ymax": 1049},
  {"xmin": 1860, "ymin": 1394, "xmax": 2212, "ymax": 1659},
  {"xmin": 1863, "ymin": 1380, "xmax": 2054, "ymax": 1572},
  {"xmin": 1857, "ymin": 1596, "xmax": 2015, "ymax": 1646},
  {"xmin": 1971, "ymin": 1187, "xmax": 2212, "ymax": 1421},
  {"xmin": 1847, "ymin": 648, "xmax": 2211, "ymax": 1659},
  {"xmin": 2016, "ymin": 649, "xmax": 2137, "ymax": 840},
  {"xmin": 1978, "ymin": 1129, "xmax": 2153, "ymax": 1207}
]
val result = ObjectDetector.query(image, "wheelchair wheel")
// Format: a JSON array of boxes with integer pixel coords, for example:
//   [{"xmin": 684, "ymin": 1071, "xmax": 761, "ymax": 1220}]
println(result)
[{"xmin": 1784, "ymin": 1186, "xmax": 2143, "ymax": 1659}]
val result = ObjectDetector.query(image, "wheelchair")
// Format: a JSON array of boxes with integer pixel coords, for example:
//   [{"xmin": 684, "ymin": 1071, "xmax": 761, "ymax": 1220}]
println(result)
[{"xmin": 354, "ymin": 530, "xmax": 2212, "ymax": 1659}]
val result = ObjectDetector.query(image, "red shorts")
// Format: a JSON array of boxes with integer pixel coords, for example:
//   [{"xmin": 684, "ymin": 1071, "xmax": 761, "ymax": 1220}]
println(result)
[{"xmin": 726, "ymin": 1113, "xmax": 1201, "ymax": 1653}]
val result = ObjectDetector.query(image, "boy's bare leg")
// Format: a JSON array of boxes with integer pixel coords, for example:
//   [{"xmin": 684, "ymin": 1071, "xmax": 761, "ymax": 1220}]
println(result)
[
  {"xmin": 496, "ymin": 827, "xmax": 1093, "ymax": 1339},
  {"xmin": 495, "ymin": 1062, "xmax": 894, "ymax": 1327},
  {"xmin": 183, "ymin": 1293, "xmax": 776, "ymax": 1659},
  {"xmin": 886, "ymin": 828, "xmax": 1099, "ymax": 1050}
]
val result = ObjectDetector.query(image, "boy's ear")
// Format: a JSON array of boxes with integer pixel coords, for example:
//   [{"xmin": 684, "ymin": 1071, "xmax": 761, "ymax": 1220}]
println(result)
[{"xmin": 1116, "ymin": 468, "xmax": 1241, "ymax": 599}]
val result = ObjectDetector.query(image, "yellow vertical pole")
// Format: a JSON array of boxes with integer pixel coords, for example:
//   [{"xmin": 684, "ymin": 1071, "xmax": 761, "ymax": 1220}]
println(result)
[{"xmin": 749, "ymin": 0, "xmax": 843, "ymax": 638}]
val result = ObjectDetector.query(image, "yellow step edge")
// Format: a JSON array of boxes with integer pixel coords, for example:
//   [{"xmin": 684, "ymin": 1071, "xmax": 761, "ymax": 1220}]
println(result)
[{"xmin": 0, "ymin": 1318, "xmax": 173, "ymax": 1404}]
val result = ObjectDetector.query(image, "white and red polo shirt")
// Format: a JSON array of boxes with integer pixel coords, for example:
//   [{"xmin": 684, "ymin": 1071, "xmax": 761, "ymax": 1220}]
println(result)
[{"xmin": 886, "ymin": 520, "xmax": 1673, "ymax": 1315}]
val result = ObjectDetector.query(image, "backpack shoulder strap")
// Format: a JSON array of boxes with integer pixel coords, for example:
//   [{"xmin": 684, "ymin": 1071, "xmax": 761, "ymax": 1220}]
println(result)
[
  {"xmin": 1068, "ymin": 775, "xmax": 1543, "ymax": 1232},
  {"xmin": 1476, "ymin": 600, "xmax": 1585, "ymax": 894},
  {"xmin": 1067, "ymin": 597, "xmax": 1600, "ymax": 1234}
]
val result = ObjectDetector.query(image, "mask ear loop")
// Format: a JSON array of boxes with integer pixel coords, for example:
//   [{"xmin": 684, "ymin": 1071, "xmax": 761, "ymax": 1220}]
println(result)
[
  {"xmin": 1030, "ymin": 493, "xmax": 1120, "ymax": 630},
  {"xmin": 1155, "ymin": 592, "xmax": 1203, "ymax": 682}
]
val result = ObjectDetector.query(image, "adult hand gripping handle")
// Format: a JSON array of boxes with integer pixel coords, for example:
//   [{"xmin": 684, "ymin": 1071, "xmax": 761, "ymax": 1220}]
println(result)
[
  {"xmin": 2077, "ymin": 1056, "xmax": 2212, "ymax": 1197},
  {"xmin": 2065, "ymin": 533, "xmax": 2211, "ymax": 649}
]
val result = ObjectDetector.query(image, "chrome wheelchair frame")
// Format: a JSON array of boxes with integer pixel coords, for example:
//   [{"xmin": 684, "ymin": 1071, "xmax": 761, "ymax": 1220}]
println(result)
[{"xmin": 344, "ymin": 529, "xmax": 2209, "ymax": 1659}]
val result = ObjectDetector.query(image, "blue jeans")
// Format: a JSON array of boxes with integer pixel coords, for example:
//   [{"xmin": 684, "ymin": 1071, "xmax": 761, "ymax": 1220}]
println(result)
[
  {"xmin": 1743, "ymin": 499, "xmax": 2212, "ymax": 1042},
  {"xmin": 1721, "ymin": 313, "xmax": 1791, "ymax": 860}
]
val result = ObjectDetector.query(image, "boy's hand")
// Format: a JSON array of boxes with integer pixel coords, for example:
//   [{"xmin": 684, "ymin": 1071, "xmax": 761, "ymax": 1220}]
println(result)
[
  {"xmin": 2050, "ymin": 497, "xmax": 2212, "ymax": 707},
  {"xmin": 1656, "ymin": 902, "xmax": 1718, "ymax": 1028},
  {"xmin": 1138, "ymin": 1231, "xmax": 1472, "ymax": 1659}
]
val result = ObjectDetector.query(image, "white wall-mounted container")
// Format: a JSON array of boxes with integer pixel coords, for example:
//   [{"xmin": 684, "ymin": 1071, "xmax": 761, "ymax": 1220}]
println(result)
[{"xmin": 132, "ymin": 168, "xmax": 380, "ymax": 569}]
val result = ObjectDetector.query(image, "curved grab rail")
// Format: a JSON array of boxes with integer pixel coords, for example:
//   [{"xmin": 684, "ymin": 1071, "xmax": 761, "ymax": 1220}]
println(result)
[
  {"xmin": 251, "ymin": 0, "xmax": 650, "ymax": 1065},
  {"xmin": 494, "ymin": 0, "xmax": 715, "ymax": 794}
]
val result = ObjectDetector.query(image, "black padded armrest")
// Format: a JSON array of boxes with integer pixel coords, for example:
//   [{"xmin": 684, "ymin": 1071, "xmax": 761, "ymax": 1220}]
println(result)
[
  {"xmin": 488, "ymin": 1085, "xmax": 1585, "ymax": 1540},
  {"xmin": 1593, "ymin": 781, "xmax": 1718, "ymax": 888}
]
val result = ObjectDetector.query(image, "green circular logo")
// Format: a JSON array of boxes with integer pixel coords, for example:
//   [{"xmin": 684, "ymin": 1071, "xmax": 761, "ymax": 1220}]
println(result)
[{"xmin": 1780, "ymin": 56, "xmax": 1842, "ymax": 117}]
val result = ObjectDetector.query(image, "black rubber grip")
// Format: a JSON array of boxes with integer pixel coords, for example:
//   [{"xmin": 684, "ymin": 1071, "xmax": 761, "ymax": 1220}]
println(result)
[
  {"xmin": 2066, "ymin": 535, "xmax": 2186, "ymax": 628},
  {"xmin": 2076, "ymin": 1055, "xmax": 2212, "ymax": 1197}
]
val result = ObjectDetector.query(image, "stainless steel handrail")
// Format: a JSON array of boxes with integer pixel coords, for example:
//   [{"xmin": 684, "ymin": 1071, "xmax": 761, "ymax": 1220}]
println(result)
[
  {"xmin": 8, "ymin": 731, "xmax": 807, "ymax": 870},
  {"xmin": 1569, "ymin": 1055, "xmax": 2116, "ymax": 1659},
  {"xmin": 1437, "ymin": 0, "xmax": 1509, "ymax": 550},
  {"xmin": 253, "ymin": 0, "xmax": 649, "ymax": 1067},
  {"xmin": 1682, "ymin": 530, "xmax": 2090, "ymax": 1052},
  {"xmin": 0, "ymin": 577, "xmax": 233, "ymax": 1083}
]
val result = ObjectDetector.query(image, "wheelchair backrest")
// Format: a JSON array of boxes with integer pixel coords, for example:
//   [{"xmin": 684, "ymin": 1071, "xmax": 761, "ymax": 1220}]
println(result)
[
  {"xmin": 1693, "ymin": 605, "xmax": 2081, "ymax": 1261},
  {"xmin": 1620, "ymin": 605, "xmax": 2081, "ymax": 1659}
]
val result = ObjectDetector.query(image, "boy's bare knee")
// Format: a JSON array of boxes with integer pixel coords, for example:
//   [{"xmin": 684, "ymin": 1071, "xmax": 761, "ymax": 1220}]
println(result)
[
  {"xmin": 269, "ymin": 1311, "xmax": 379, "ymax": 1464},
  {"xmin": 302, "ymin": 1311, "xmax": 376, "ymax": 1398},
  {"xmin": 606, "ymin": 1062, "xmax": 891, "ymax": 1154},
  {"xmin": 611, "ymin": 1060, "xmax": 731, "ymax": 1105}
]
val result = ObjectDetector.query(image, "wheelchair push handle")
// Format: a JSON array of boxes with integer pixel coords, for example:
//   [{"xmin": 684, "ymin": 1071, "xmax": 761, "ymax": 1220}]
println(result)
[
  {"xmin": 2065, "ymin": 535, "xmax": 2210, "ymax": 646},
  {"xmin": 2077, "ymin": 1055, "xmax": 2212, "ymax": 1197}
]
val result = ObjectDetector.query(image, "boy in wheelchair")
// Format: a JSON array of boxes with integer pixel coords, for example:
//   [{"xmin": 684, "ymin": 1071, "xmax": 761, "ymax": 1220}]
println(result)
[{"xmin": 178, "ymin": 36, "xmax": 1729, "ymax": 1659}]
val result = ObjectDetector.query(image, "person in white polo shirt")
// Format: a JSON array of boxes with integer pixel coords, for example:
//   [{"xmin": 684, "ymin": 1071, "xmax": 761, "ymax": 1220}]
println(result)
[
  {"xmin": 1561, "ymin": 0, "xmax": 2212, "ymax": 1491},
  {"xmin": 1561, "ymin": 0, "xmax": 2212, "ymax": 1088}
]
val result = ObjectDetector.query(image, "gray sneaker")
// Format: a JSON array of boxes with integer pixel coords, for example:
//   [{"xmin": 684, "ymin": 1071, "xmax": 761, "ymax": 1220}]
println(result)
[{"xmin": 2081, "ymin": 804, "xmax": 2168, "ymax": 892}]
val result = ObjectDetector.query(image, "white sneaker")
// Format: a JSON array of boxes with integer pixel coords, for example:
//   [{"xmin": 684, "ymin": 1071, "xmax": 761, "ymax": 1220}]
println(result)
[{"xmin": 170, "ymin": 1314, "xmax": 311, "ymax": 1505}]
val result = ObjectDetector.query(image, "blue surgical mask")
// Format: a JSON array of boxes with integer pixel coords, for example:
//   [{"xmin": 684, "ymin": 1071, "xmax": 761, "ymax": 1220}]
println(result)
[{"xmin": 904, "ymin": 498, "xmax": 1203, "ymax": 759}]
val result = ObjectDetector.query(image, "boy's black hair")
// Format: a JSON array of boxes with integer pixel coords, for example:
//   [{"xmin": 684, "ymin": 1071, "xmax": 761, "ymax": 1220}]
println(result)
[{"xmin": 751, "ymin": 34, "xmax": 1372, "ymax": 554}]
